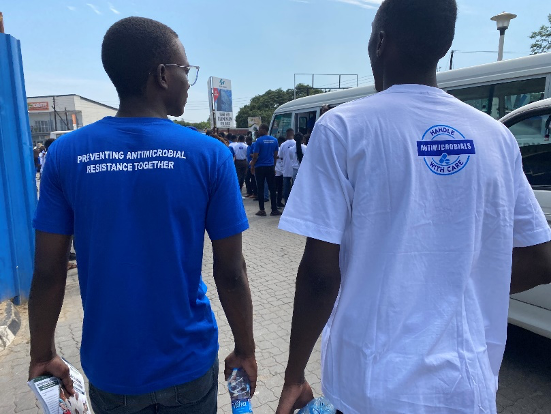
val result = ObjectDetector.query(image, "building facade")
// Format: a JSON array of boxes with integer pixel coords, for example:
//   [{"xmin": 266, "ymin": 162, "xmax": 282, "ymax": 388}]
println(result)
[{"xmin": 27, "ymin": 94, "xmax": 117, "ymax": 145}]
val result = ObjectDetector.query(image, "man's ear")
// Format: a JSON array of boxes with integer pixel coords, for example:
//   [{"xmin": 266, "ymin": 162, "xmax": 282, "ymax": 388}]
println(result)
[
  {"xmin": 377, "ymin": 31, "xmax": 386, "ymax": 58},
  {"xmin": 153, "ymin": 64, "xmax": 169, "ymax": 90}
]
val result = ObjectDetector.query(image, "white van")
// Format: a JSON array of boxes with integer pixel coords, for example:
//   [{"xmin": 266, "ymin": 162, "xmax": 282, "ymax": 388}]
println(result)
[
  {"xmin": 49, "ymin": 130, "xmax": 71, "ymax": 139},
  {"xmin": 270, "ymin": 52, "xmax": 551, "ymax": 137}
]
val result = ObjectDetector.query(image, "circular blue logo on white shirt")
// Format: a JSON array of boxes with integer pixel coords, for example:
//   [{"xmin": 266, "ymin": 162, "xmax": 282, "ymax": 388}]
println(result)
[{"xmin": 417, "ymin": 125, "xmax": 476, "ymax": 176}]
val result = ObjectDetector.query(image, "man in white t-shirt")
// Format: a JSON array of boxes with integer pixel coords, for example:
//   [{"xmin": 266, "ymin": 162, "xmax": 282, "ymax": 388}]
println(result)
[
  {"xmin": 230, "ymin": 135, "xmax": 248, "ymax": 193},
  {"xmin": 279, "ymin": 128, "xmax": 296, "ymax": 203},
  {"xmin": 275, "ymin": 1, "xmax": 551, "ymax": 413}
]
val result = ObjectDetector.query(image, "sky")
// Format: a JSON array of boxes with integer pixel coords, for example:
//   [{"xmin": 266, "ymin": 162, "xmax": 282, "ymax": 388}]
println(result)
[{"xmin": 1, "ymin": 0, "xmax": 546, "ymax": 123}]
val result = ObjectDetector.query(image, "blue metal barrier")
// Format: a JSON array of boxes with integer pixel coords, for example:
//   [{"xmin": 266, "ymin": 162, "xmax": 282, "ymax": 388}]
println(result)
[{"xmin": 0, "ymin": 33, "xmax": 37, "ymax": 304}]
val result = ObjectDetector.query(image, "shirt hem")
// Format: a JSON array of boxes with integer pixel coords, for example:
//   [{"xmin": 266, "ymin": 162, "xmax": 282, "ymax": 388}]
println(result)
[
  {"xmin": 208, "ymin": 220, "xmax": 249, "ymax": 241},
  {"xmin": 513, "ymin": 226, "xmax": 551, "ymax": 248},
  {"xmin": 278, "ymin": 216, "xmax": 343, "ymax": 245},
  {"xmin": 322, "ymin": 385, "xmax": 360, "ymax": 414},
  {"xmin": 83, "ymin": 352, "xmax": 218, "ymax": 395},
  {"xmin": 33, "ymin": 220, "xmax": 74, "ymax": 236}
]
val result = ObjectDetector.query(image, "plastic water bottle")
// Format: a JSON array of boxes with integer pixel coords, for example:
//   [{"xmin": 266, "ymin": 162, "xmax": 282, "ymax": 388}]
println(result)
[
  {"xmin": 297, "ymin": 396, "xmax": 336, "ymax": 414},
  {"xmin": 228, "ymin": 368, "xmax": 253, "ymax": 414}
]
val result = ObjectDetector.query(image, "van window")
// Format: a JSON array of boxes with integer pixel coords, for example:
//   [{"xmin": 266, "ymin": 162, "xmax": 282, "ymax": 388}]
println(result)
[
  {"xmin": 294, "ymin": 110, "xmax": 317, "ymax": 135},
  {"xmin": 509, "ymin": 112, "xmax": 551, "ymax": 188},
  {"xmin": 447, "ymin": 77, "xmax": 546, "ymax": 119},
  {"xmin": 270, "ymin": 113, "xmax": 292, "ymax": 138}
]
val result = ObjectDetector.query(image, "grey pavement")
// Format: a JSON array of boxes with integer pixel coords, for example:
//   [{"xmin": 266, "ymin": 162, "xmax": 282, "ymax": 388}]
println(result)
[{"xmin": 0, "ymin": 193, "xmax": 550, "ymax": 413}]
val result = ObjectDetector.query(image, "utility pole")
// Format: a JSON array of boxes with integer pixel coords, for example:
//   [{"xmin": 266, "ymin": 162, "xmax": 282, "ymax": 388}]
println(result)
[
  {"xmin": 0, "ymin": 12, "xmax": 5, "ymax": 34},
  {"xmin": 449, "ymin": 50, "xmax": 455, "ymax": 70},
  {"xmin": 53, "ymin": 96, "xmax": 57, "ymax": 131}
]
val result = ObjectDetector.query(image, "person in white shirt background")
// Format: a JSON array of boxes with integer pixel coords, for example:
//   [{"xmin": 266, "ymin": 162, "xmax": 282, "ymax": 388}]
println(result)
[
  {"xmin": 288, "ymin": 133, "xmax": 307, "ymax": 182},
  {"xmin": 230, "ymin": 135, "xmax": 249, "ymax": 194},
  {"xmin": 280, "ymin": 133, "xmax": 307, "ymax": 204},
  {"xmin": 275, "ymin": 137, "xmax": 286, "ymax": 208},
  {"xmin": 275, "ymin": 0, "xmax": 551, "ymax": 413},
  {"xmin": 280, "ymin": 128, "xmax": 296, "ymax": 204}
]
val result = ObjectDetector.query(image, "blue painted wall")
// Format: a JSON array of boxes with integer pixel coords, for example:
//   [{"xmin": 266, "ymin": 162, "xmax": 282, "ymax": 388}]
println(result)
[{"xmin": 0, "ymin": 33, "xmax": 37, "ymax": 304}]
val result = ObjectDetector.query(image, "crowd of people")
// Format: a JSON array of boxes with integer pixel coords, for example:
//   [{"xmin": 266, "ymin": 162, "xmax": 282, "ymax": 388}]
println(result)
[
  {"xmin": 32, "ymin": 138, "xmax": 55, "ymax": 178},
  {"xmin": 204, "ymin": 125, "xmax": 309, "ymax": 216}
]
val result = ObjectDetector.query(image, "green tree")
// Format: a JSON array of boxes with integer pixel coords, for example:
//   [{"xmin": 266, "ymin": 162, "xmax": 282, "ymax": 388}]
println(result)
[
  {"xmin": 173, "ymin": 118, "xmax": 210, "ymax": 131},
  {"xmin": 530, "ymin": 14, "xmax": 551, "ymax": 55},
  {"xmin": 235, "ymin": 83, "xmax": 325, "ymax": 128}
]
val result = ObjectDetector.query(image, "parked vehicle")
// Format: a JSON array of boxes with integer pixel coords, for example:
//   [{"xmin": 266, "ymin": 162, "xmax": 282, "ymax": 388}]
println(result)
[
  {"xmin": 500, "ymin": 98, "xmax": 551, "ymax": 340},
  {"xmin": 270, "ymin": 52, "xmax": 551, "ymax": 137}
]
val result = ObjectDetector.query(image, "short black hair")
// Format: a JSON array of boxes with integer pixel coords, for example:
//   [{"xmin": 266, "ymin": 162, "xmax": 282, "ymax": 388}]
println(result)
[
  {"xmin": 102, "ymin": 17, "xmax": 179, "ymax": 98},
  {"xmin": 259, "ymin": 124, "xmax": 269, "ymax": 132},
  {"xmin": 219, "ymin": 132, "xmax": 225, "ymax": 138},
  {"xmin": 376, "ymin": 0, "xmax": 457, "ymax": 69},
  {"xmin": 44, "ymin": 138, "xmax": 55, "ymax": 150},
  {"xmin": 238, "ymin": 135, "xmax": 245, "ymax": 142}
]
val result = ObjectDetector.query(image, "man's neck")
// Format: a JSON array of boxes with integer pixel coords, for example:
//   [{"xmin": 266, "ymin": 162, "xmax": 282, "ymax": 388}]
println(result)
[
  {"xmin": 116, "ymin": 97, "xmax": 168, "ymax": 119},
  {"xmin": 382, "ymin": 64, "xmax": 438, "ymax": 91}
]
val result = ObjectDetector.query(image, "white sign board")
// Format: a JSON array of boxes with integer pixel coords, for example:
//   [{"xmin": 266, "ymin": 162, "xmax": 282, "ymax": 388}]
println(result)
[{"xmin": 208, "ymin": 77, "xmax": 233, "ymax": 128}]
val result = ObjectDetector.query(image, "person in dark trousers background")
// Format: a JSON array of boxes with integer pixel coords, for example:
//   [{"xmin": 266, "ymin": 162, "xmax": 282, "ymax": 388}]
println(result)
[
  {"xmin": 275, "ymin": 137, "xmax": 285, "ymax": 208},
  {"xmin": 245, "ymin": 135, "xmax": 257, "ymax": 198},
  {"xmin": 250, "ymin": 124, "xmax": 281, "ymax": 217},
  {"xmin": 28, "ymin": 17, "xmax": 256, "ymax": 414},
  {"xmin": 230, "ymin": 135, "xmax": 248, "ymax": 193}
]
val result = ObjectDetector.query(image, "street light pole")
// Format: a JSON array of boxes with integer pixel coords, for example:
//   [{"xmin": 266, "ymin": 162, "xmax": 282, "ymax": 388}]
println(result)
[{"xmin": 491, "ymin": 12, "xmax": 517, "ymax": 62}]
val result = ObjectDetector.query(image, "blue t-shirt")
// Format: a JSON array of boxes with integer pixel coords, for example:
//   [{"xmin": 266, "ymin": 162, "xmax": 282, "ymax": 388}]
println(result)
[
  {"xmin": 246, "ymin": 143, "xmax": 254, "ymax": 166},
  {"xmin": 253, "ymin": 135, "xmax": 278, "ymax": 167},
  {"xmin": 33, "ymin": 117, "xmax": 249, "ymax": 395}
]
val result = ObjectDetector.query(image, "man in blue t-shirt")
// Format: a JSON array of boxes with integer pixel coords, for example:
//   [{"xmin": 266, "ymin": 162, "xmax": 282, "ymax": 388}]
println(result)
[
  {"xmin": 244, "ymin": 134, "xmax": 257, "ymax": 197},
  {"xmin": 28, "ymin": 17, "xmax": 256, "ymax": 414},
  {"xmin": 250, "ymin": 124, "xmax": 281, "ymax": 216}
]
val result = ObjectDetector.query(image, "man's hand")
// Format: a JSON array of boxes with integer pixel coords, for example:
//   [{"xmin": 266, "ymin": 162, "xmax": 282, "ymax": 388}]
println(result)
[
  {"xmin": 224, "ymin": 351, "xmax": 258, "ymax": 396},
  {"xmin": 276, "ymin": 381, "xmax": 314, "ymax": 414},
  {"xmin": 29, "ymin": 354, "xmax": 75, "ymax": 396}
]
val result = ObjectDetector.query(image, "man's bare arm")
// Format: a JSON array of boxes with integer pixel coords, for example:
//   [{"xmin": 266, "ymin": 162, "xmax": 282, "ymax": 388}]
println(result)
[
  {"xmin": 250, "ymin": 153, "xmax": 259, "ymax": 168},
  {"xmin": 212, "ymin": 233, "xmax": 257, "ymax": 394},
  {"xmin": 284, "ymin": 237, "xmax": 341, "ymax": 384},
  {"xmin": 511, "ymin": 240, "xmax": 551, "ymax": 294},
  {"xmin": 276, "ymin": 238, "xmax": 341, "ymax": 414},
  {"xmin": 28, "ymin": 230, "xmax": 74, "ymax": 394}
]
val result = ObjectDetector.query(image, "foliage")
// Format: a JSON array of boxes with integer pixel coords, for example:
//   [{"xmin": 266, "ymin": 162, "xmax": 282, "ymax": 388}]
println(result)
[
  {"xmin": 173, "ymin": 119, "xmax": 210, "ymax": 131},
  {"xmin": 530, "ymin": 14, "xmax": 551, "ymax": 55},
  {"xmin": 235, "ymin": 83, "xmax": 325, "ymax": 128}
]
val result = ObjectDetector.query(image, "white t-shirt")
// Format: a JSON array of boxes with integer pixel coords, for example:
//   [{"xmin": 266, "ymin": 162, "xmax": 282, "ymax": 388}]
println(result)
[
  {"xmin": 276, "ymin": 151, "xmax": 284, "ymax": 176},
  {"xmin": 279, "ymin": 84, "xmax": 551, "ymax": 414},
  {"xmin": 279, "ymin": 139, "xmax": 297, "ymax": 178},
  {"xmin": 230, "ymin": 142, "xmax": 248, "ymax": 160},
  {"xmin": 288, "ymin": 143, "xmax": 307, "ymax": 171}
]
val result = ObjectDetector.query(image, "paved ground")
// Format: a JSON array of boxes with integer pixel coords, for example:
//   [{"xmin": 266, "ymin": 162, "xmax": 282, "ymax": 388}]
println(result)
[{"xmin": 0, "ymin": 194, "xmax": 550, "ymax": 413}]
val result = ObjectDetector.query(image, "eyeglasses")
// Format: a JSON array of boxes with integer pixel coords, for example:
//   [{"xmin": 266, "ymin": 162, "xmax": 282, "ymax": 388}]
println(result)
[{"xmin": 163, "ymin": 64, "xmax": 200, "ymax": 86}]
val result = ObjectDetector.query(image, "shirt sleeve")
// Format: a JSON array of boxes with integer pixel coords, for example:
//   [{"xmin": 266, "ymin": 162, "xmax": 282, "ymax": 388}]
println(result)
[
  {"xmin": 279, "ymin": 123, "xmax": 353, "ymax": 244},
  {"xmin": 206, "ymin": 155, "xmax": 249, "ymax": 241},
  {"xmin": 33, "ymin": 142, "xmax": 74, "ymax": 235},
  {"xmin": 512, "ymin": 151, "xmax": 551, "ymax": 247}
]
